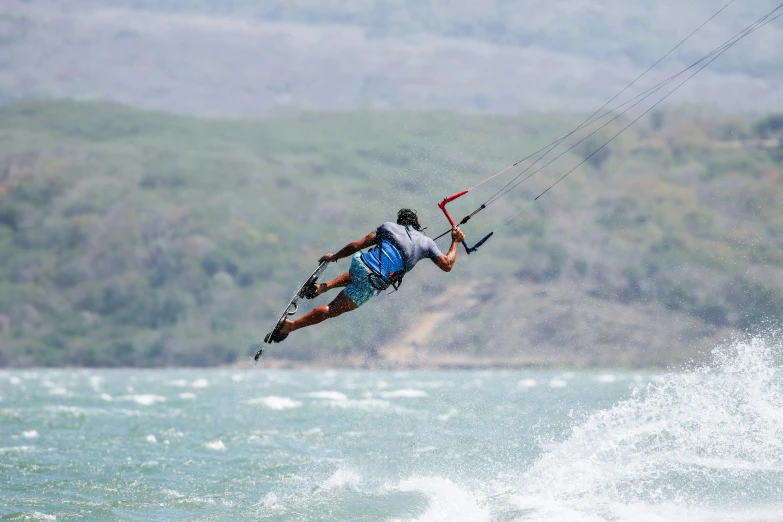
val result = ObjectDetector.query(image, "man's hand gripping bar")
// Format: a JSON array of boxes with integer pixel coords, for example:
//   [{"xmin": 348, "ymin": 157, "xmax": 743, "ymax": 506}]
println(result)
[{"xmin": 437, "ymin": 191, "xmax": 493, "ymax": 255}]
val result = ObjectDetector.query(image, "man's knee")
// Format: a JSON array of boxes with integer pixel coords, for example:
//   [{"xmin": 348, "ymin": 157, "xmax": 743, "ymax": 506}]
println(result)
[{"xmin": 308, "ymin": 305, "xmax": 328, "ymax": 319}]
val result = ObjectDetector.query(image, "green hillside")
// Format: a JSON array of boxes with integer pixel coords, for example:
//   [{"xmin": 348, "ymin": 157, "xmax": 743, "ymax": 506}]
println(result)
[{"xmin": 0, "ymin": 100, "xmax": 781, "ymax": 367}]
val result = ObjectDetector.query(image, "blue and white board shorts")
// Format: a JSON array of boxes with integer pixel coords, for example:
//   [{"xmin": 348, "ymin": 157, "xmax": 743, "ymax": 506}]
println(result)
[{"xmin": 344, "ymin": 252, "xmax": 377, "ymax": 307}]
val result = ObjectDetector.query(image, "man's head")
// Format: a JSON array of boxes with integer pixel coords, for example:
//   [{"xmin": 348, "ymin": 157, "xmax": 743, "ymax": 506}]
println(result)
[{"xmin": 397, "ymin": 208, "xmax": 423, "ymax": 232}]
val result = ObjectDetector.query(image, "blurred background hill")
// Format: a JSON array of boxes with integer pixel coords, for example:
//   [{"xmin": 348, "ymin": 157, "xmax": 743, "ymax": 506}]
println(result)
[
  {"xmin": 0, "ymin": 1, "xmax": 781, "ymax": 367},
  {"xmin": 0, "ymin": 0, "xmax": 781, "ymax": 116}
]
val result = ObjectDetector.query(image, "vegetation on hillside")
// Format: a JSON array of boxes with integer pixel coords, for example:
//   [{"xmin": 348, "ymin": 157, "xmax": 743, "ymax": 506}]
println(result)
[{"xmin": 0, "ymin": 100, "xmax": 781, "ymax": 367}]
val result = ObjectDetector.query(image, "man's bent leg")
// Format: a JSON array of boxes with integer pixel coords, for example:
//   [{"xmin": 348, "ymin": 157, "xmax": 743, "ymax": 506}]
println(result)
[
  {"xmin": 281, "ymin": 291, "xmax": 358, "ymax": 334},
  {"xmin": 316, "ymin": 271, "xmax": 351, "ymax": 296}
]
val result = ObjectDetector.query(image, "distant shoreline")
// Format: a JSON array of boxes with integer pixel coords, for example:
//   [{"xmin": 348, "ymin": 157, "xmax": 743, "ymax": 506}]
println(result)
[
  {"xmin": 237, "ymin": 355, "xmax": 675, "ymax": 371},
  {"xmin": 0, "ymin": 358, "xmax": 675, "ymax": 371}
]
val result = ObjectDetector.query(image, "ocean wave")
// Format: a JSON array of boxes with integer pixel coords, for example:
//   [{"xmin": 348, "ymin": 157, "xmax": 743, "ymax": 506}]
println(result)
[
  {"xmin": 125, "ymin": 394, "xmax": 166, "ymax": 406},
  {"xmin": 389, "ymin": 477, "xmax": 490, "ymax": 522},
  {"xmin": 322, "ymin": 398, "xmax": 394, "ymax": 411},
  {"xmin": 512, "ymin": 333, "xmax": 783, "ymax": 520},
  {"xmin": 321, "ymin": 467, "xmax": 362, "ymax": 491},
  {"xmin": 0, "ymin": 445, "xmax": 35, "ymax": 454},
  {"xmin": 380, "ymin": 389, "xmax": 429, "ymax": 399},
  {"xmin": 245, "ymin": 396, "xmax": 302, "ymax": 410},
  {"xmin": 305, "ymin": 391, "xmax": 348, "ymax": 401},
  {"xmin": 437, "ymin": 408, "xmax": 458, "ymax": 422},
  {"xmin": 204, "ymin": 440, "xmax": 226, "ymax": 451}
]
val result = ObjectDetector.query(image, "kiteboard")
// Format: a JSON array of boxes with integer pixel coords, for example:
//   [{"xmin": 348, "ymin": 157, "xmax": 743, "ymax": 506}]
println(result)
[{"xmin": 253, "ymin": 261, "xmax": 329, "ymax": 363}]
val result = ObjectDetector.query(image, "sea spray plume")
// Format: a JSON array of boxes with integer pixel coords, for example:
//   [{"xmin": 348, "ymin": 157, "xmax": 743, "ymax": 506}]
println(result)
[{"xmin": 513, "ymin": 332, "xmax": 783, "ymax": 520}]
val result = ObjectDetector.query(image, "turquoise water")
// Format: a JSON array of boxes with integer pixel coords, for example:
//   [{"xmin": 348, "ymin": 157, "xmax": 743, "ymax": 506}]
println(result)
[{"xmin": 2, "ymin": 336, "xmax": 783, "ymax": 521}]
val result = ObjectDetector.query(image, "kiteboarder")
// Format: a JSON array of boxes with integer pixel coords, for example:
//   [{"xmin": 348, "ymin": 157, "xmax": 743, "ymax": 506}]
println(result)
[{"xmin": 265, "ymin": 209, "xmax": 465, "ymax": 343}]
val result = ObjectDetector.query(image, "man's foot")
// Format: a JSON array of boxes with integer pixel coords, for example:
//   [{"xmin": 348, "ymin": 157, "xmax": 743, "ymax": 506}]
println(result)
[
  {"xmin": 302, "ymin": 278, "xmax": 325, "ymax": 299},
  {"xmin": 302, "ymin": 282, "xmax": 329, "ymax": 299},
  {"xmin": 278, "ymin": 319, "xmax": 294, "ymax": 336},
  {"xmin": 265, "ymin": 319, "xmax": 293, "ymax": 344}
]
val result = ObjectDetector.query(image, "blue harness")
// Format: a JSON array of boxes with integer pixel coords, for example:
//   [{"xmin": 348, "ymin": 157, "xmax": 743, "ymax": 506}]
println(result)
[{"xmin": 361, "ymin": 237, "xmax": 406, "ymax": 291}]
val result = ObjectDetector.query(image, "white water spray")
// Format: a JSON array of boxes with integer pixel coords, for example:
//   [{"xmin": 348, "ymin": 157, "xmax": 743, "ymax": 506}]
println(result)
[{"xmin": 513, "ymin": 333, "xmax": 783, "ymax": 521}]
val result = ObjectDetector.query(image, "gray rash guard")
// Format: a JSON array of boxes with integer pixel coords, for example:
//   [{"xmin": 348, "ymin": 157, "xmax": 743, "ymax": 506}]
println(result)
[{"xmin": 375, "ymin": 222, "xmax": 442, "ymax": 272}]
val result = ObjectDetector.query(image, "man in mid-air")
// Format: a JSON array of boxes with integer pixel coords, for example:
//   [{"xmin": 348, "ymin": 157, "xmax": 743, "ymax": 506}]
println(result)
[{"xmin": 265, "ymin": 209, "xmax": 465, "ymax": 343}]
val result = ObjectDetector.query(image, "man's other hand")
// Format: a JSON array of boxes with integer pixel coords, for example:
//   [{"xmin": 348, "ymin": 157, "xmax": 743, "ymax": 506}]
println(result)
[{"xmin": 451, "ymin": 226, "xmax": 465, "ymax": 244}]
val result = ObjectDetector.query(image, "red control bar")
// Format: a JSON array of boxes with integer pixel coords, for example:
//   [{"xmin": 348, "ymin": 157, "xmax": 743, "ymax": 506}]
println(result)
[
  {"xmin": 437, "ymin": 190, "xmax": 493, "ymax": 255},
  {"xmin": 438, "ymin": 190, "xmax": 469, "ymax": 227}
]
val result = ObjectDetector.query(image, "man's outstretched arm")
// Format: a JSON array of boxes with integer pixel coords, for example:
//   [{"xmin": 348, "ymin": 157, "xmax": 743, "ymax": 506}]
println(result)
[
  {"xmin": 319, "ymin": 232, "xmax": 377, "ymax": 263},
  {"xmin": 433, "ymin": 226, "xmax": 465, "ymax": 272}
]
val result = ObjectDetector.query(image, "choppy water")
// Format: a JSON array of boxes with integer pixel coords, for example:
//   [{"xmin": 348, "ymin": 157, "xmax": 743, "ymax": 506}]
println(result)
[{"xmin": 2, "ymin": 335, "xmax": 783, "ymax": 521}]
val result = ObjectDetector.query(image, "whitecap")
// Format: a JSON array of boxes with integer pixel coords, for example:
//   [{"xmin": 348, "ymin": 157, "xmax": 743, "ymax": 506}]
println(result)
[
  {"xmin": 46, "ymin": 405, "xmax": 91, "ymax": 418},
  {"xmin": 390, "ymin": 477, "xmax": 490, "ymax": 522},
  {"xmin": 30, "ymin": 513, "xmax": 56, "ymax": 522},
  {"xmin": 179, "ymin": 392, "xmax": 197, "ymax": 400},
  {"xmin": 260, "ymin": 492, "xmax": 282, "ymax": 511},
  {"xmin": 380, "ymin": 389, "xmax": 428, "ymax": 398},
  {"xmin": 9, "ymin": 376, "xmax": 21, "ymax": 385},
  {"xmin": 205, "ymin": 440, "xmax": 226, "ymax": 451},
  {"xmin": 549, "ymin": 379, "xmax": 567, "ymax": 388},
  {"xmin": 165, "ymin": 379, "xmax": 188, "ymax": 387},
  {"xmin": 129, "ymin": 394, "xmax": 166, "ymax": 406},
  {"xmin": 146, "ymin": 434, "xmax": 157, "ymax": 443},
  {"xmin": 22, "ymin": 430, "xmax": 39, "ymax": 439},
  {"xmin": 323, "ymin": 398, "xmax": 393, "ymax": 411},
  {"xmin": 306, "ymin": 391, "xmax": 348, "ymax": 401},
  {"xmin": 0, "ymin": 446, "xmax": 35, "ymax": 454},
  {"xmin": 245, "ymin": 396, "xmax": 302, "ymax": 410},
  {"xmin": 595, "ymin": 374, "xmax": 617, "ymax": 383},
  {"xmin": 322, "ymin": 468, "xmax": 362, "ymax": 491},
  {"xmin": 100, "ymin": 393, "xmax": 113, "ymax": 402},
  {"xmin": 191, "ymin": 378, "xmax": 209, "ymax": 389},
  {"xmin": 518, "ymin": 379, "xmax": 537, "ymax": 388},
  {"xmin": 48, "ymin": 387, "xmax": 69, "ymax": 396},
  {"xmin": 437, "ymin": 408, "xmax": 458, "ymax": 422}
]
